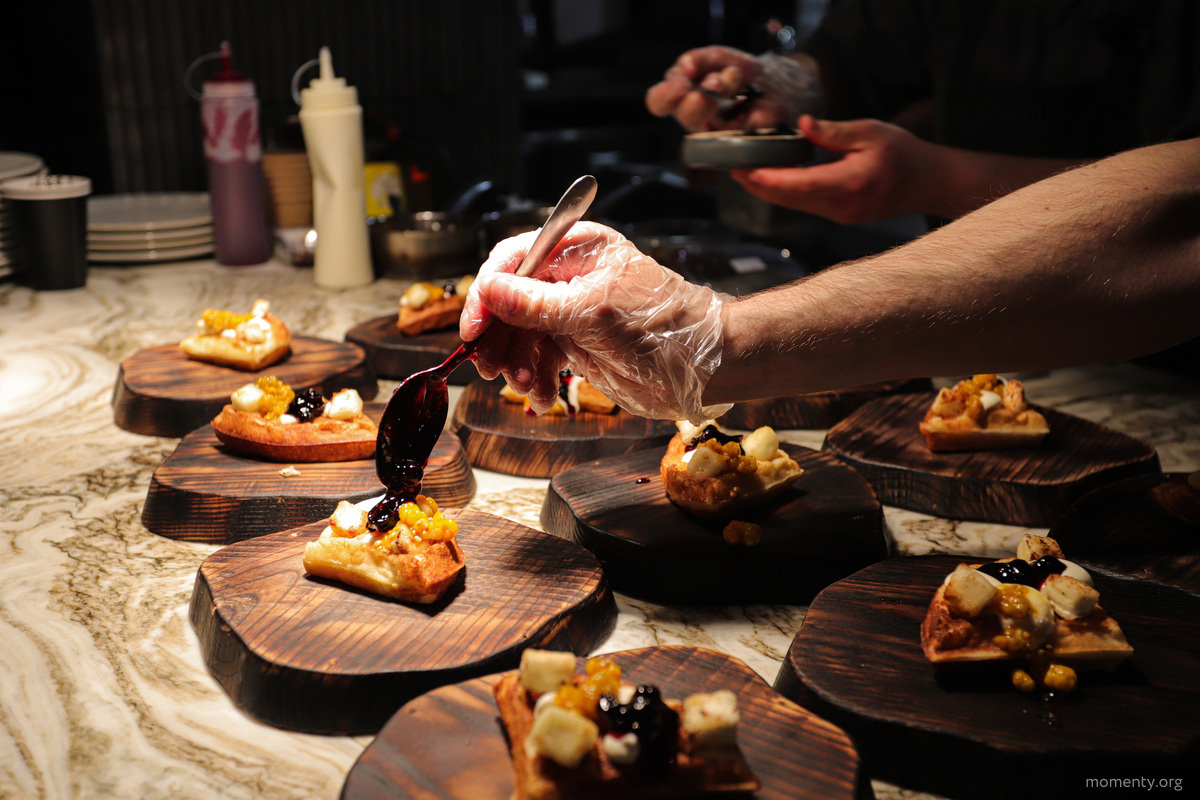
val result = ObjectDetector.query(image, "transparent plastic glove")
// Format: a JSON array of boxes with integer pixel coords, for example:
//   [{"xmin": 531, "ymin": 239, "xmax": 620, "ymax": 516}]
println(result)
[
  {"xmin": 460, "ymin": 221, "xmax": 732, "ymax": 424},
  {"xmin": 646, "ymin": 46, "xmax": 824, "ymax": 132}
]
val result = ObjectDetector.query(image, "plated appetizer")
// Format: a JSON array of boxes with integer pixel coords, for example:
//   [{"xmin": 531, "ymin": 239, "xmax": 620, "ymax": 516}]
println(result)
[
  {"xmin": 302, "ymin": 496, "xmax": 464, "ymax": 604},
  {"xmin": 494, "ymin": 648, "xmax": 759, "ymax": 800},
  {"xmin": 179, "ymin": 298, "xmax": 291, "ymax": 370},
  {"xmin": 397, "ymin": 276, "xmax": 474, "ymax": 336},
  {"xmin": 921, "ymin": 534, "xmax": 1133, "ymax": 693},
  {"xmin": 210, "ymin": 376, "xmax": 377, "ymax": 462},
  {"xmin": 500, "ymin": 369, "xmax": 617, "ymax": 416},
  {"xmin": 1150, "ymin": 468, "xmax": 1200, "ymax": 527},
  {"xmin": 919, "ymin": 374, "xmax": 1049, "ymax": 452},
  {"xmin": 660, "ymin": 420, "xmax": 802, "ymax": 520}
]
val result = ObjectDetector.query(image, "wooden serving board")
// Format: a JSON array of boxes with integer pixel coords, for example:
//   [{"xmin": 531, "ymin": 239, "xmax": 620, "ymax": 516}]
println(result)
[
  {"xmin": 540, "ymin": 444, "xmax": 886, "ymax": 604},
  {"xmin": 451, "ymin": 379, "xmax": 677, "ymax": 479},
  {"xmin": 344, "ymin": 314, "xmax": 478, "ymax": 384},
  {"xmin": 823, "ymin": 393, "xmax": 1161, "ymax": 527},
  {"xmin": 1049, "ymin": 473, "xmax": 1200, "ymax": 595},
  {"xmin": 718, "ymin": 378, "xmax": 932, "ymax": 430},
  {"xmin": 143, "ymin": 407, "xmax": 475, "ymax": 542},
  {"xmin": 189, "ymin": 509, "xmax": 617, "ymax": 734},
  {"xmin": 112, "ymin": 336, "xmax": 377, "ymax": 437},
  {"xmin": 343, "ymin": 645, "xmax": 869, "ymax": 800},
  {"xmin": 774, "ymin": 556, "xmax": 1200, "ymax": 799}
]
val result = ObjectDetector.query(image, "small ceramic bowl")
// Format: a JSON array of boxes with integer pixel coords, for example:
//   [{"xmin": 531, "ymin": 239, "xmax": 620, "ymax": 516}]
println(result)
[{"xmin": 681, "ymin": 129, "xmax": 813, "ymax": 170}]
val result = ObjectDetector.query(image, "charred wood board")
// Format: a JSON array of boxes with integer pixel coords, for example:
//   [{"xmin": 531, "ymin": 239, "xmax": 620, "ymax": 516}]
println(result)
[
  {"xmin": 344, "ymin": 314, "xmax": 478, "ymax": 384},
  {"xmin": 774, "ymin": 556, "xmax": 1200, "ymax": 798},
  {"xmin": 112, "ymin": 336, "xmax": 377, "ymax": 437},
  {"xmin": 451, "ymin": 379, "xmax": 677, "ymax": 478},
  {"xmin": 143, "ymin": 410, "xmax": 474, "ymax": 542},
  {"xmin": 343, "ymin": 645, "xmax": 869, "ymax": 800},
  {"xmin": 189, "ymin": 509, "xmax": 617, "ymax": 734},
  {"xmin": 540, "ymin": 444, "xmax": 886, "ymax": 605},
  {"xmin": 1049, "ymin": 472, "xmax": 1200, "ymax": 596},
  {"xmin": 822, "ymin": 393, "xmax": 1160, "ymax": 527},
  {"xmin": 718, "ymin": 378, "xmax": 932, "ymax": 430}
]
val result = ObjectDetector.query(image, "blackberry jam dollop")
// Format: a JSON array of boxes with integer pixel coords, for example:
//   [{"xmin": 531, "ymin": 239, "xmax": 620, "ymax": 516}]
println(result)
[
  {"xmin": 977, "ymin": 556, "xmax": 1067, "ymax": 588},
  {"xmin": 286, "ymin": 388, "xmax": 325, "ymax": 422},
  {"xmin": 685, "ymin": 424, "xmax": 743, "ymax": 452},
  {"xmin": 597, "ymin": 685, "xmax": 679, "ymax": 777}
]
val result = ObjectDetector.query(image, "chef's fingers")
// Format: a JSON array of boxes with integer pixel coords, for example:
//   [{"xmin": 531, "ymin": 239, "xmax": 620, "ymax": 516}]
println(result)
[
  {"xmin": 798, "ymin": 115, "xmax": 876, "ymax": 154},
  {"xmin": 524, "ymin": 339, "xmax": 569, "ymax": 415}
]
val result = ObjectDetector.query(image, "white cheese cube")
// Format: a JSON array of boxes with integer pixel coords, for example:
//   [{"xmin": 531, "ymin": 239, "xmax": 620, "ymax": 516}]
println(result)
[
  {"xmin": 231, "ymin": 383, "xmax": 265, "ymax": 412},
  {"xmin": 685, "ymin": 445, "xmax": 724, "ymax": 479},
  {"xmin": 1016, "ymin": 534, "xmax": 1065, "ymax": 562},
  {"xmin": 518, "ymin": 649, "xmax": 577, "ymax": 694},
  {"xmin": 324, "ymin": 389, "xmax": 363, "ymax": 420},
  {"xmin": 330, "ymin": 500, "xmax": 368, "ymax": 536},
  {"xmin": 1042, "ymin": 574, "xmax": 1099, "ymax": 620},
  {"xmin": 682, "ymin": 690, "xmax": 740, "ymax": 749},
  {"xmin": 945, "ymin": 564, "xmax": 996, "ymax": 619},
  {"xmin": 526, "ymin": 706, "xmax": 598, "ymax": 769},
  {"xmin": 236, "ymin": 316, "xmax": 271, "ymax": 343},
  {"xmin": 741, "ymin": 426, "xmax": 779, "ymax": 460},
  {"xmin": 401, "ymin": 282, "xmax": 431, "ymax": 309}
]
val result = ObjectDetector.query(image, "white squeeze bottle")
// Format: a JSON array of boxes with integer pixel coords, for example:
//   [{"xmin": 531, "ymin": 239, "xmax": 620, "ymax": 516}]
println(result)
[{"xmin": 298, "ymin": 47, "xmax": 373, "ymax": 287}]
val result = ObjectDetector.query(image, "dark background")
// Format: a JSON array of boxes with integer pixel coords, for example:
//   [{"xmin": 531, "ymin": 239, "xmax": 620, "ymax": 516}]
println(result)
[{"xmin": 0, "ymin": 0, "xmax": 821, "ymax": 205}]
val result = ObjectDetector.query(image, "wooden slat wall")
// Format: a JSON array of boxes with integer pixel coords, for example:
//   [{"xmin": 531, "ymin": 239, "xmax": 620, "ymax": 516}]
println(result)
[{"xmin": 88, "ymin": 0, "xmax": 521, "ymax": 196}]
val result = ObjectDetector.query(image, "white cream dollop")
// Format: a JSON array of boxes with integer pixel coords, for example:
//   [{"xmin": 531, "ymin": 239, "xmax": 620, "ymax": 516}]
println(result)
[
  {"xmin": 999, "ymin": 584, "xmax": 1055, "ymax": 647},
  {"xmin": 602, "ymin": 732, "xmax": 640, "ymax": 766},
  {"xmin": 277, "ymin": 414, "xmax": 299, "ymax": 425},
  {"xmin": 324, "ymin": 389, "xmax": 363, "ymax": 420},
  {"xmin": 979, "ymin": 390, "xmax": 1002, "ymax": 412}
]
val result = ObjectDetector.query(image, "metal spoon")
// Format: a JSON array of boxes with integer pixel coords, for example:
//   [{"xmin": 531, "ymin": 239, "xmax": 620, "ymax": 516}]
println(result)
[{"xmin": 368, "ymin": 174, "xmax": 598, "ymax": 531}]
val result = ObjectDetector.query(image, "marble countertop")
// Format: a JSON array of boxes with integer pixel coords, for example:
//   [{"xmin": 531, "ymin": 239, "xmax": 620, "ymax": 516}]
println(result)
[{"xmin": 2, "ymin": 259, "xmax": 1197, "ymax": 799}]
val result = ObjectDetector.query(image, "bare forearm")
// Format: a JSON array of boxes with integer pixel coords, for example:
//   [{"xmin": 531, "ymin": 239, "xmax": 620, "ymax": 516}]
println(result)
[
  {"xmin": 705, "ymin": 138, "xmax": 1200, "ymax": 404},
  {"xmin": 913, "ymin": 142, "xmax": 1085, "ymax": 219}
]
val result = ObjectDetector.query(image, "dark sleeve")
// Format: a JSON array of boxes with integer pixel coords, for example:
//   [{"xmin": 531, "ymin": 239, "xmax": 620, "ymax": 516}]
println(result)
[{"xmin": 803, "ymin": 0, "xmax": 936, "ymax": 121}]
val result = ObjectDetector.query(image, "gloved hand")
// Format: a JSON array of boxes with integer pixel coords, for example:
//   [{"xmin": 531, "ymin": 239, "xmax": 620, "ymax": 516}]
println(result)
[
  {"xmin": 645, "ymin": 46, "xmax": 823, "ymax": 132},
  {"xmin": 460, "ymin": 221, "xmax": 732, "ymax": 423}
]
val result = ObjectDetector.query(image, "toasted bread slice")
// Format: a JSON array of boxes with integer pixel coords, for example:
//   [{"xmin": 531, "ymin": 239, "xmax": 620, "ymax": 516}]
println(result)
[
  {"xmin": 493, "ymin": 673, "xmax": 759, "ymax": 800},
  {"xmin": 921, "ymin": 569, "xmax": 1133, "ymax": 669},
  {"xmin": 210, "ymin": 405, "xmax": 377, "ymax": 462},
  {"xmin": 919, "ymin": 377, "xmax": 1049, "ymax": 452},
  {"xmin": 302, "ymin": 500, "xmax": 464, "ymax": 604},
  {"xmin": 660, "ymin": 432, "xmax": 803, "ymax": 520},
  {"xmin": 398, "ymin": 294, "xmax": 467, "ymax": 336},
  {"xmin": 180, "ymin": 301, "xmax": 291, "ymax": 371},
  {"xmin": 499, "ymin": 379, "xmax": 617, "ymax": 415},
  {"xmin": 1150, "ymin": 471, "xmax": 1200, "ymax": 527}
]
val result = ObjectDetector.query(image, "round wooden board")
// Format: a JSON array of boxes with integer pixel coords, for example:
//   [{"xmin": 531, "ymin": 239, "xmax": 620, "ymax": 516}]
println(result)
[
  {"xmin": 718, "ymin": 378, "xmax": 932, "ymax": 430},
  {"xmin": 540, "ymin": 444, "xmax": 886, "ymax": 605},
  {"xmin": 143, "ymin": 409, "xmax": 475, "ymax": 542},
  {"xmin": 189, "ymin": 508, "xmax": 618, "ymax": 734},
  {"xmin": 451, "ymin": 379, "xmax": 677, "ymax": 478},
  {"xmin": 342, "ymin": 645, "xmax": 869, "ymax": 800},
  {"xmin": 774, "ymin": 556, "xmax": 1200, "ymax": 798},
  {"xmin": 1049, "ymin": 472, "xmax": 1200, "ymax": 595},
  {"xmin": 112, "ymin": 337, "xmax": 378, "ymax": 437},
  {"xmin": 344, "ymin": 314, "xmax": 479, "ymax": 384},
  {"xmin": 822, "ymin": 393, "xmax": 1161, "ymax": 527}
]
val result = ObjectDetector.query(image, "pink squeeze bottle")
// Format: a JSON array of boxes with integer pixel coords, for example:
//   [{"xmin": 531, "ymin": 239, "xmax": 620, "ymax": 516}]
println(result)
[{"xmin": 201, "ymin": 42, "xmax": 271, "ymax": 265}]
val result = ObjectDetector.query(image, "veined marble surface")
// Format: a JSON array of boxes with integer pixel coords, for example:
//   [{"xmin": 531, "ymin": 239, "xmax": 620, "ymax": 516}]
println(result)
[{"xmin": 1, "ymin": 260, "xmax": 1197, "ymax": 800}]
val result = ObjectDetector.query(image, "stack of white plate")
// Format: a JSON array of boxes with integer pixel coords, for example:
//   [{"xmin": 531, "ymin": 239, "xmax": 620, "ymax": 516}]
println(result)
[
  {"xmin": 0, "ymin": 152, "xmax": 48, "ymax": 279},
  {"xmin": 87, "ymin": 193, "xmax": 214, "ymax": 263}
]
